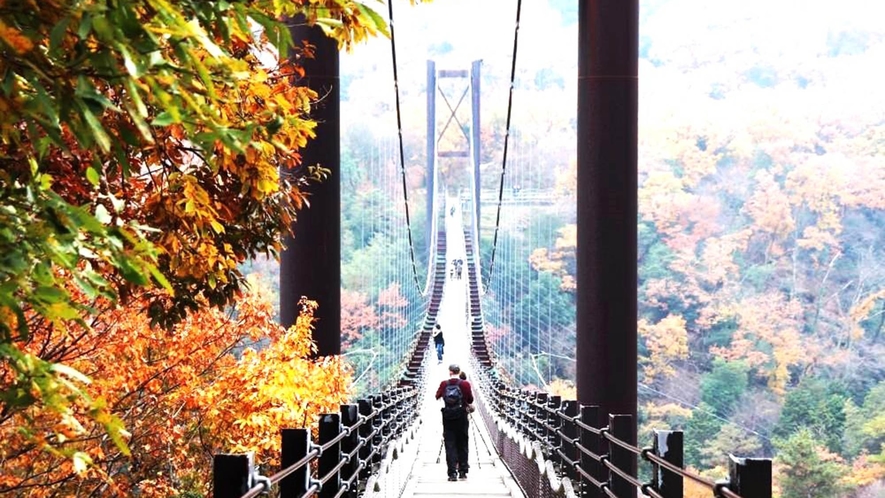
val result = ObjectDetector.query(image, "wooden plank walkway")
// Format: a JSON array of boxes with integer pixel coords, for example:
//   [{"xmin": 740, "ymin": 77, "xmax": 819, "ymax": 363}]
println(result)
[{"xmin": 399, "ymin": 200, "xmax": 524, "ymax": 498}]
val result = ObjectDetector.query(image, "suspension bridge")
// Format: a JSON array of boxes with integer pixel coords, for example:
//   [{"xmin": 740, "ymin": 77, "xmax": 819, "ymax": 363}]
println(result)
[
  {"xmin": 215, "ymin": 194, "xmax": 770, "ymax": 498},
  {"xmin": 213, "ymin": 1, "xmax": 773, "ymax": 497}
]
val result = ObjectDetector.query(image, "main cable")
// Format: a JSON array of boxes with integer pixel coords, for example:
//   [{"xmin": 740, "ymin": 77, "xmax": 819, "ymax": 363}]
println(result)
[
  {"xmin": 388, "ymin": 0, "xmax": 423, "ymax": 294},
  {"xmin": 485, "ymin": 0, "xmax": 523, "ymax": 289}
]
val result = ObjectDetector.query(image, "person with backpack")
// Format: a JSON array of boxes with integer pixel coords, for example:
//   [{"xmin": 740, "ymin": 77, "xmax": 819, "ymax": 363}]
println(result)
[
  {"xmin": 432, "ymin": 324, "xmax": 445, "ymax": 363},
  {"xmin": 435, "ymin": 364, "xmax": 474, "ymax": 481}
]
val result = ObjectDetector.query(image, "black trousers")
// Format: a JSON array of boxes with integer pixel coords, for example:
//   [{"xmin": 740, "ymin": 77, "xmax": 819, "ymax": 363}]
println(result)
[{"xmin": 442, "ymin": 413, "xmax": 469, "ymax": 476}]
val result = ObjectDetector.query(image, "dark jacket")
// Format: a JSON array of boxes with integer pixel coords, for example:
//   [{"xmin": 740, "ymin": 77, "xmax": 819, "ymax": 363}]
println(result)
[
  {"xmin": 435, "ymin": 378, "xmax": 474, "ymax": 404},
  {"xmin": 433, "ymin": 330, "xmax": 445, "ymax": 345}
]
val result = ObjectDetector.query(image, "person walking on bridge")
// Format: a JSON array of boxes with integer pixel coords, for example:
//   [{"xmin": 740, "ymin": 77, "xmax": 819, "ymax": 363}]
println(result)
[
  {"xmin": 432, "ymin": 324, "xmax": 445, "ymax": 363},
  {"xmin": 436, "ymin": 364, "xmax": 473, "ymax": 481}
]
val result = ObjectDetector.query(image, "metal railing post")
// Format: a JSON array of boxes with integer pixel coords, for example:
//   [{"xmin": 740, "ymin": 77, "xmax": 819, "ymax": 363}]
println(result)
[
  {"xmin": 394, "ymin": 388, "xmax": 405, "ymax": 433},
  {"xmin": 561, "ymin": 400, "xmax": 579, "ymax": 485},
  {"xmin": 340, "ymin": 404, "xmax": 360, "ymax": 498},
  {"xmin": 213, "ymin": 453, "xmax": 253, "ymax": 498},
  {"xmin": 534, "ymin": 392, "xmax": 548, "ymax": 442},
  {"xmin": 519, "ymin": 390, "xmax": 531, "ymax": 437},
  {"xmin": 725, "ymin": 455, "xmax": 772, "ymax": 498},
  {"xmin": 579, "ymin": 404, "xmax": 601, "ymax": 498},
  {"xmin": 358, "ymin": 398, "xmax": 373, "ymax": 481},
  {"xmin": 280, "ymin": 429, "xmax": 310, "ymax": 497},
  {"xmin": 650, "ymin": 429, "xmax": 683, "ymax": 498},
  {"xmin": 496, "ymin": 382, "xmax": 508, "ymax": 423},
  {"xmin": 607, "ymin": 414, "xmax": 632, "ymax": 497},
  {"xmin": 372, "ymin": 394, "xmax": 384, "ymax": 467},
  {"xmin": 548, "ymin": 395, "xmax": 562, "ymax": 467},
  {"xmin": 318, "ymin": 413, "xmax": 342, "ymax": 498}
]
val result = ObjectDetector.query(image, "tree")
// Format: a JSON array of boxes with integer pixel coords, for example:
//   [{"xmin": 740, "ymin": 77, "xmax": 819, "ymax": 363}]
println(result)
[
  {"xmin": 0, "ymin": 284, "xmax": 351, "ymax": 496},
  {"xmin": 340, "ymin": 289, "xmax": 379, "ymax": 348},
  {"xmin": 776, "ymin": 428, "xmax": 849, "ymax": 498},
  {"xmin": 700, "ymin": 423, "xmax": 762, "ymax": 470},
  {"xmin": 844, "ymin": 380, "xmax": 885, "ymax": 458},
  {"xmin": 638, "ymin": 314, "xmax": 689, "ymax": 383},
  {"xmin": 774, "ymin": 378, "xmax": 847, "ymax": 454},
  {"xmin": 712, "ymin": 292, "xmax": 809, "ymax": 395},
  {"xmin": 1, "ymin": 0, "xmax": 394, "ymax": 481},
  {"xmin": 699, "ymin": 359, "xmax": 749, "ymax": 417},
  {"xmin": 685, "ymin": 402, "xmax": 724, "ymax": 469}
]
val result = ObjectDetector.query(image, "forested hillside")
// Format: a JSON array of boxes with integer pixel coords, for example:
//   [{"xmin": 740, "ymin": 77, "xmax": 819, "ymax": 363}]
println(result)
[
  {"xmin": 339, "ymin": 0, "xmax": 885, "ymax": 495},
  {"xmin": 633, "ymin": 1, "xmax": 885, "ymax": 493}
]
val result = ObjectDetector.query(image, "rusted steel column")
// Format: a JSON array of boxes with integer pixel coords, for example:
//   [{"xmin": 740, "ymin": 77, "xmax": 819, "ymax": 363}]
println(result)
[
  {"xmin": 575, "ymin": 0, "xmax": 638, "ymax": 473},
  {"xmin": 281, "ymin": 19, "xmax": 341, "ymax": 356}
]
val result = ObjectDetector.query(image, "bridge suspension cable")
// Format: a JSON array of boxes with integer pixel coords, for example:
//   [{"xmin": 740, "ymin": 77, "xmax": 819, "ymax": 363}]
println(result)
[
  {"xmin": 484, "ymin": 0, "xmax": 523, "ymax": 289},
  {"xmin": 387, "ymin": 0, "xmax": 423, "ymax": 294}
]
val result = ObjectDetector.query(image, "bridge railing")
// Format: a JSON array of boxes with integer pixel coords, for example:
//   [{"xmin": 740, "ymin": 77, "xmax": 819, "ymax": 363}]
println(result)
[
  {"xmin": 213, "ymin": 369, "xmax": 426, "ymax": 498},
  {"xmin": 470, "ymin": 365, "xmax": 771, "ymax": 498}
]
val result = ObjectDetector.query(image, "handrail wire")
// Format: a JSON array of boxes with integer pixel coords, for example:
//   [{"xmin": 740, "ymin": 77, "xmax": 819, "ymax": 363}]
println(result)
[
  {"xmin": 602, "ymin": 458, "xmax": 643, "ymax": 489},
  {"xmin": 265, "ymin": 447, "xmax": 322, "ymax": 488},
  {"xmin": 234, "ymin": 387, "xmax": 418, "ymax": 498},
  {"xmin": 486, "ymin": 381, "xmax": 755, "ymax": 498},
  {"xmin": 240, "ymin": 484, "xmax": 266, "ymax": 498},
  {"xmin": 575, "ymin": 465, "xmax": 605, "ymax": 488},
  {"xmin": 643, "ymin": 450, "xmax": 717, "ymax": 489},
  {"xmin": 719, "ymin": 488, "xmax": 743, "ymax": 498},
  {"xmin": 644, "ymin": 485, "xmax": 665, "ymax": 498},
  {"xmin": 484, "ymin": 0, "xmax": 523, "ymax": 288},
  {"xmin": 387, "ymin": 0, "xmax": 423, "ymax": 293},
  {"xmin": 603, "ymin": 431, "xmax": 642, "ymax": 456}
]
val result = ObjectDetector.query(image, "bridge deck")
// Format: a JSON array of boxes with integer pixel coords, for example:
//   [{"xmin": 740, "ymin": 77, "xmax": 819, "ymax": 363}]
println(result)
[
  {"xmin": 400, "ymin": 201, "xmax": 523, "ymax": 498},
  {"xmin": 399, "ymin": 361, "xmax": 522, "ymax": 498}
]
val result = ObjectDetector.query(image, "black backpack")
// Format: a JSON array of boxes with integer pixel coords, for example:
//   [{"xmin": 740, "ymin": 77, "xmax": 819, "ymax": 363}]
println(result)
[{"xmin": 442, "ymin": 380, "xmax": 465, "ymax": 419}]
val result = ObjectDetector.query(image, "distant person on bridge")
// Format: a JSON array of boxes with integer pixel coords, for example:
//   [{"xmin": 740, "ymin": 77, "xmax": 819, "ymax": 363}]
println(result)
[
  {"xmin": 433, "ymin": 324, "xmax": 445, "ymax": 363},
  {"xmin": 436, "ymin": 364, "xmax": 474, "ymax": 481}
]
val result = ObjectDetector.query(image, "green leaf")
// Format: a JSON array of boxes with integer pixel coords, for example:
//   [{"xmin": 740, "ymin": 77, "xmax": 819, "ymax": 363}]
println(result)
[
  {"xmin": 1, "ymin": 67, "xmax": 15, "ymax": 96},
  {"xmin": 85, "ymin": 166, "xmax": 100, "ymax": 186},
  {"xmin": 148, "ymin": 264, "xmax": 173, "ymax": 293},
  {"xmin": 250, "ymin": 12, "xmax": 291, "ymax": 56},
  {"xmin": 76, "ymin": 76, "xmax": 118, "ymax": 113},
  {"xmin": 357, "ymin": 4, "xmax": 390, "ymax": 37},
  {"xmin": 152, "ymin": 111, "xmax": 176, "ymax": 126},
  {"xmin": 91, "ymin": 15, "xmax": 114, "ymax": 43},
  {"xmin": 34, "ymin": 83, "xmax": 60, "ymax": 130},
  {"xmin": 76, "ymin": 14, "xmax": 93, "ymax": 39},
  {"xmin": 192, "ymin": 53, "xmax": 217, "ymax": 101},
  {"xmin": 78, "ymin": 103, "xmax": 111, "ymax": 153},
  {"xmin": 33, "ymin": 285, "xmax": 67, "ymax": 303},
  {"xmin": 112, "ymin": 138, "xmax": 133, "ymax": 177},
  {"xmin": 49, "ymin": 18, "xmax": 71, "ymax": 58},
  {"xmin": 73, "ymin": 275, "xmax": 100, "ymax": 299},
  {"xmin": 117, "ymin": 258, "xmax": 149, "ymax": 286}
]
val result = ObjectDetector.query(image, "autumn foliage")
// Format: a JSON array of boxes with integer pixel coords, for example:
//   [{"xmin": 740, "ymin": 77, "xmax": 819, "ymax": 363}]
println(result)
[
  {"xmin": 0, "ymin": 282, "xmax": 351, "ymax": 496},
  {"xmin": 0, "ymin": 0, "xmax": 396, "ymax": 494}
]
